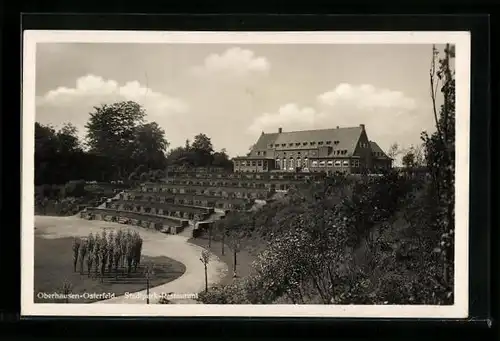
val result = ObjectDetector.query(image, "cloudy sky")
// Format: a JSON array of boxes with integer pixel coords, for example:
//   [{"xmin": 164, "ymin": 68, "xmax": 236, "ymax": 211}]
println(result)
[{"xmin": 35, "ymin": 43, "xmax": 443, "ymax": 159}]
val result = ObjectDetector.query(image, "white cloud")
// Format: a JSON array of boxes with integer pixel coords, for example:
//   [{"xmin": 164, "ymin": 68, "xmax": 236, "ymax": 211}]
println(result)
[
  {"xmin": 247, "ymin": 83, "xmax": 434, "ymax": 159},
  {"xmin": 190, "ymin": 47, "xmax": 270, "ymax": 79},
  {"xmin": 35, "ymin": 75, "xmax": 189, "ymax": 144},
  {"xmin": 317, "ymin": 83, "xmax": 417, "ymax": 111},
  {"xmin": 248, "ymin": 103, "xmax": 323, "ymax": 134},
  {"xmin": 38, "ymin": 74, "xmax": 189, "ymax": 114}
]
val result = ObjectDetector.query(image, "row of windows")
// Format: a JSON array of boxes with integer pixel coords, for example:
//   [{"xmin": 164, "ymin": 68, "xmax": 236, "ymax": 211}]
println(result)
[
  {"xmin": 269, "ymin": 140, "xmax": 340, "ymax": 148},
  {"xmin": 235, "ymin": 160, "xmax": 268, "ymax": 167},
  {"xmin": 275, "ymin": 159, "xmax": 361, "ymax": 168},
  {"xmin": 254, "ymin": 149, "xmax": 350, "ymax": 158}
]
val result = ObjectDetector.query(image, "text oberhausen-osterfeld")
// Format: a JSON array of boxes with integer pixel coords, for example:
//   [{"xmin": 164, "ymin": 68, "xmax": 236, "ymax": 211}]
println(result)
[{"xmin": 37, "ymin": 292, "xmax": 116, "ymax": 300}]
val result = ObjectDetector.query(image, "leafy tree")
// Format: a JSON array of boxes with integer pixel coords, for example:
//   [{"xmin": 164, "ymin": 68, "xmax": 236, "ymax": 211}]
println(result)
[
  {"xmin": 200, "ymin": 250, "xmax": 211, "ymax": 292},
  {"xmin": 131, "ymin": 122, "xmax": 169, "ymax": 170},
  {"xmin": 387, "ymin": 142, "xmax": 402, "ymax": 161},
  {"xmin": 212, "ymin": 148, "xmax": 233, "ymax": 170},
  {"xmin": 191, "ymin": 133, "xmax": 214, "ymax": 166},
  {"xmin": 85, "ymin": 101, "xmax": 146, "ymax": 180},
  {"xmin": 421, "ymin": 43, "xmax": 455, "ymax": 293},
  {"xmin": 402, "ymin": 151, "xmax": 416, "ymax": 169}
]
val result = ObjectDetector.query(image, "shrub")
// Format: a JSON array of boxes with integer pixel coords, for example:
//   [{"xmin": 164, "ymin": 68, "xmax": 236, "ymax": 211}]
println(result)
[{"xmin": 64, "ymin": 180, "xmax": 86, "ymax": 197}]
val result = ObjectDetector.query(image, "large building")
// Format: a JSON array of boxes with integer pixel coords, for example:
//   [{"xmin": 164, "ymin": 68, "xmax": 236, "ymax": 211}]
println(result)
[{"xmin": 233, "ymin": 125, "xmax": 392, "ymax": 174}]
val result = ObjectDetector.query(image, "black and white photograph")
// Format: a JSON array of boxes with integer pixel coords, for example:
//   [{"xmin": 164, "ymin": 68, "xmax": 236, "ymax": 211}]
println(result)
[{"xmin": 22, "ymin": 31, "xmax": 470, "ymax": 317}]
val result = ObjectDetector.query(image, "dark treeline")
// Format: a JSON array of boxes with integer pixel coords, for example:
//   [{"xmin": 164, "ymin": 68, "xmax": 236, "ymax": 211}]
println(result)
[{"xmin": 35, "ymin": 100, "xmax": 233, "ymax": 186}]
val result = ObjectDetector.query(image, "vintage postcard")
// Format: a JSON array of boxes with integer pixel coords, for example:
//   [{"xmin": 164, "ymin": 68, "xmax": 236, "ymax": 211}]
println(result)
[{"xmin": 22, "ymin": 30, "xmax": 470, "ymax": 317}]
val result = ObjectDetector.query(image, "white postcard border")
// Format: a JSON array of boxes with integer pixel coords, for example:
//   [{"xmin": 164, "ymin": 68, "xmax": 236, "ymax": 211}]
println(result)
[{"xmin": 21, "ymin": 30, "xmax": 471, "ymax": 318}]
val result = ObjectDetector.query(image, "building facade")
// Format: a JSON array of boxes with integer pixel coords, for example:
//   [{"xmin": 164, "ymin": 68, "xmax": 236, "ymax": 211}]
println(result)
[{"xmin": 233, "ymin": 125, "xmax": 392, "ymax": 174}]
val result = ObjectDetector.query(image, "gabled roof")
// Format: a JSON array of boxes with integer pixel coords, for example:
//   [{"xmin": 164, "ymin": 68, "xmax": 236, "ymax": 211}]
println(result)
[
  {"xmin": 253, "ymin": 126, "xmax": 364, "ymax": 156},
  {"xmin": 369, "ymin": 141, "xmax": 390, "ymax": 159}
]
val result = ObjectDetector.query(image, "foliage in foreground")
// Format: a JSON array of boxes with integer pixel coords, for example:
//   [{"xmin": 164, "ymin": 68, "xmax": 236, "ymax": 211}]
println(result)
[{"xmin": 199, "ymin": 174, "xmax": 452, "ymax": 305}]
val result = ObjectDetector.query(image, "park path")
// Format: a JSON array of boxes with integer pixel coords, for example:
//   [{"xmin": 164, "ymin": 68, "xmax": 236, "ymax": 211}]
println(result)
[{"xmin": 35, "ymin": 215, "xmax": 228, "ymax": 304}]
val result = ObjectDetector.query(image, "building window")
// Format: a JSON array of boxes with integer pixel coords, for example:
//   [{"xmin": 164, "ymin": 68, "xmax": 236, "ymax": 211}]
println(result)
[
  {"xmin": 334, "ymin": 160, "xmax": 341, "ymax": 167},
  {"xmin": 281, "ymin": 144, "xmax": 286, "ymax": 147},
  {"xmin": 269, "ymin": 144, "xmax": 273, "ymax": 148},
  {"xmin": 327, "ymin": 160, "xmax": 333, "ymax": 167},
  {"xmin": 263, "ymin": 161, "xmax": 267, "ymax": 168},
  {"xmin": 326, "ymin": 141, "xmax": 332, "ymax": 145},
  {"xmin": 251, "ymin": 161, "xmax": 256, "ymax": 166},
  {"xmin": 289, "ymin": 143, "xmax": 293, "ymax": 146},
  {"xmin": 318, "ymin": 141, "xmax": 324, "ymax": 145},
  {"xmin": 319, "ymin": 161, "xmax": 326, "ymax": 167},
  {"xmin": 242, "ymin": 161, "xmax": 247, "ymax": 166},
  {"xmin": 283, "ymin": 159, "xmax": 287, "ymax": 169},
  {"xmin": 263, "ymin": 151, "xmax": 266, "ymax": 156},
  {"xmin": 343, "ymin": 160, "xmax": 349, "ymax": 167},
  {"xmin": 257, "ymin": 160, "xmax": 262, "ymax": 166},
  {"xmin": 352, "ymin": 160, "xmax": 360, "ymax": 167},
  {"xmin": 295, "ymin": 142, "xmax": 301, "ymax": 146},
  {"xmin": 257, "ymin": 151, "xmax": 261, "ymax": 155},
  {"xmin": 235, "ymin": 161, "xmax": 239, "ymax": 166},
  {"xmin": 275, "ymin": 144, "xmax": 279, "ymax": 147},
  {"xmin": 303, "ymin": 142, "xmax": 308, "ymax": 146},
  {"xmin": 297, "ymin": 159, "xmax": 301, "ymax": 167},
  {"xmin": 312, "ymin": 161, "xmax": 318, "ymax": 167},
  {"xmin": 275, "ymin": 159, "xmax": 280, "ymax": 169},
  {"xmin": 311, "ymin": 141, "xmax": 316, "ymax": 145}
]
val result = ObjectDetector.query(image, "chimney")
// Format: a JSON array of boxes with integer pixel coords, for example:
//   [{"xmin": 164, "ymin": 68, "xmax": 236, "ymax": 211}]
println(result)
[
  {"xmin": 278, "ymin": 127, "xmax": 282, "ymax": 133},
  {"xmin": 360, "ymin": 124, "xmax": 365, "ymax": 130}
]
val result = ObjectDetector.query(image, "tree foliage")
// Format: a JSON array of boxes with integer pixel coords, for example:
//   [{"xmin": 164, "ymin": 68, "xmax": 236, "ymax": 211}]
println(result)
[
  {"xmin": 166, "ymin": 133, "xmax": 233, "ymax": 170},
  {"xmin": 74, "ymin": 229, "xmax": 143, "ymax": 282},
  {"xmin": 35, "ymin": 100, "xmax": 170, "ymax": 186}
]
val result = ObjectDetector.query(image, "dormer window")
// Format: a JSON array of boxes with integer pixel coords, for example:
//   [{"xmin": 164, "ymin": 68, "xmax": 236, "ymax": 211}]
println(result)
[
  {"xmin": 289, "ymin": 143, "xmax": 294, "ymax": 146},
  {"xmin": 310, "ymin": 141, "xmax": 316, "ymax": 145},
  {"xmin": 334, "ymin": 141, "xmax": 339, "ymax": 145},
  {"xmin": 281, "ymin": 143, "xmax": 286, "ymax": 147},
  {"xmin": 318, "ymin": 141, "xmax": 324, "ymax": 145},
  {"xmin": 326, "ymin": 141, "xmax": 332, "ymax": 145},
  {"xmin": 275, "ymin": 144, "xmax": 279, "ymax": 147},
  {"xmin": 269, "ymin": 144, "xmax": 274, "ymax": 148},
  {"xmin": 303, "ymin": 142, "xmax": 308, "ymax": 146},
  {"xmin": 295, "ymin": 142, "xmax": 301, "ymax": 146}
]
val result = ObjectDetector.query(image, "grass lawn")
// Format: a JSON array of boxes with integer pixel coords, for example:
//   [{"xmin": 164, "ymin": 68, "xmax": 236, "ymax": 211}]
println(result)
[
  {"xmin": 34, "ymin": 235, "xmax": 186, "ymax": 303},
  {"xmin": 188, "ymin": 236, "xmax": 256, "ymax": 286}
]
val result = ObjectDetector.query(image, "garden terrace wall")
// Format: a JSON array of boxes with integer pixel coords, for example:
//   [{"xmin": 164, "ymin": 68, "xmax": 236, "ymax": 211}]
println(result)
[
  {"xmin": 139, "ymin": 184, "xmax": 274, "ymax": 200},
  {"xmin": 83, "ymin": 207, "xmax": 188, "ymax": 229},
  {"xmin": 161, "ymin": 178, "xmax": 309, "ymax": 189},
  {"xmin": 124, "ymin": 191, "xmax": 254, "ymax": 210},
  {"xmin": 162, "ymin": 171, "xmax": 325, "ymax": 181},
  {"xmin": 106, "ymin": 199, "xmax": 213, "ymax": 221}
]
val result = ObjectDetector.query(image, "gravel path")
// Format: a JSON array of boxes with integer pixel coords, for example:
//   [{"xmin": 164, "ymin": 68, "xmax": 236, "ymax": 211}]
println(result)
[{"xmin": 35, "ymin": 215, "xmax": 228, "ymax": 304}]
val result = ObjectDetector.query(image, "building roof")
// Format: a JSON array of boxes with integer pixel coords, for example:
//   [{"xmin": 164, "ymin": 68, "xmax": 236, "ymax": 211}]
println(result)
[
  {"xmin": 369, "ymin": 141, "xmax": 391, "ymax": 159},
  {"xmin": 233, "ymin": 156, "xmax": 274, "ymax": 160},
  {"xmin": 253, "ymin": 126, "xmax": 364, "ymax": 156}
]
